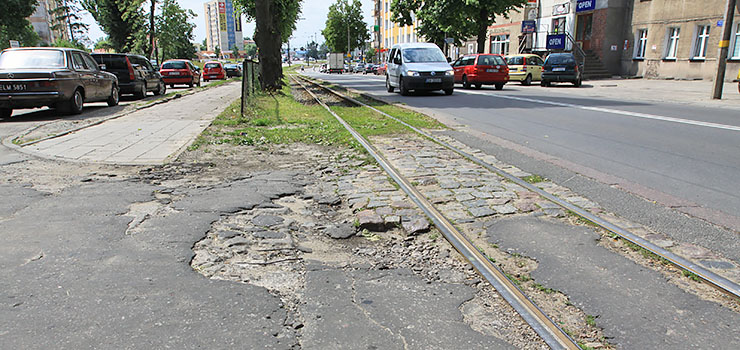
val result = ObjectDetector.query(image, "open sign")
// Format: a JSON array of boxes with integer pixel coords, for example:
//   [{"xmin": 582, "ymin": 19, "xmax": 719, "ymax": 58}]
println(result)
[
  {"xmin": 576, "ymin": 0, "xmax": 596, "ymax": 12},
  {"xmin": 547, "ymin": 34, "xmax": 566, "ymax": 49}
]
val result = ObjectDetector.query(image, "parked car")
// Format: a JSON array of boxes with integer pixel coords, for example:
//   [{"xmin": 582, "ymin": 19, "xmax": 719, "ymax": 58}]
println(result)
[
  {"xmin": 223, "ymin": 63, "xmax": 242, "ymax": 78},
  {"xmin": 159, "ymin": 59, "xmax": 201, "ymax": 88},
  {"xmin": 203, "ymin": 61, "xmax": 226, "ymax": 81},
  {"xmin": 375, "ymin": 63, "xmax": 387, "ymax": 76},
  {"xmin": 352, "ymin": 63, "xmax": 365, "ymax": 73},
  {"xmin": 364, "ymin": 64, "xmax": 377, "ymax": 74},
  {"xmin": 385, "ymin": 43, "xmax": 454, "ymax": 96},
  {"xmin": 319, "ymin": 64, "xmax": 328, "ymax": 73},
  {"xmin": 541, "ymin": 53, "xmax": 582, "ymax": 87},
  {"xmin": 0, "ymin": 47, "xmax": 119, "ymax": 118},
  {"xmin": 452, "ymin": 54, "xmax": 509, "ymax": 90},
  {"xmin": 505, "ymin": 54, "xmax": 544, "ymax": 86},
  {"xmin": 92, "ymin": 53, "xmax": 165, "ymax": 98}
]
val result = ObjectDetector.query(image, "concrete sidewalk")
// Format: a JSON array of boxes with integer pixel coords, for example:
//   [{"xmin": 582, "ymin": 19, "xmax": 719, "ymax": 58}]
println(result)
[{"xmin": 22, "ymin": 83, "xmax": 241, "ymax": 165}]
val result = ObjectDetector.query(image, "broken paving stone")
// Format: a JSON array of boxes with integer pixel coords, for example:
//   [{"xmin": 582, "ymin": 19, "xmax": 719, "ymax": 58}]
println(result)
[
  {"xmin": 455, "ymin": 194, "xmax": 475, "ymax": 202},
  {"xmin": 536, "ymin": 201, "xmax": 560, "ymax": 210},
  {"xmin": 439, "ymin": 181, "xmax": 461, "ymax": 189},
  {"xmin": 325, "ymin": 223, "xmax": 356, "ymax": 239},
  {"xmin": 462, "ymin": 199, "xmax": 488, "ymax": 208},
  {"xmin": 402, "ymin": 216, "xmax": 430, "ymax": 235},
  {"xmin": 699, "ymin": 260, "xmax": 735, "ymax": 270},
  {"xmin": 384, "ymin": 215, "xmax": 401, "ymax": 226},
  {"xmin": 251, "ymin": 214, "xmax": 285, "ymax": 227},
  {"xmin": 415, "ymin": 177, "xmax": 437, "ymax": 185},
  {"xmin": 356, "ymin": 210, "xmax": 385, "ymax": 231},
  {"xmin": 460, "ymin": 180, "xmax": 482, "ymax": 188},
  {"xmin": 252, "ymin": 230, "xmax": 286, "ymax": 239},
  {"xmin": 469, "ymin": 206, "xmax": 495, "ymax": 218},
  {"xmin": 391, "ymin": 200, "xmax": 414, "ymax": 209},
  {"xmin": 375, "ymin": 206, "xmax": 393, "ymax": 216},
  {"xmin": 349, "ymin": 197, "xmax": 369, "ymax": 210},
  {"xmin": 493, "ymin": 204, "xmax": 518, "ymax": 215},
  {"xmin": 217, "ymin": 230, "xmax": 241, "ymax": 240},
  {"xmin": 543, "ymin": 208, "xmax": 565, "ymax": 217},
  {"xmin": 470, "ymin": 190, "xmax": 493, "ymax": 199},
  {"xmin": 367, "ymin": 200, "xmax": 388, "ymax": 209},
  {"xmin": 315, "ymin": 195, "xmax": 341, "ymax": 205},
  {"xmin": 224, "ymin": 236, "xmax": 250, "ymax": 247},
  {"xmin": 514, "ymin": 200, "xmax": 539, "ymax": 213}
]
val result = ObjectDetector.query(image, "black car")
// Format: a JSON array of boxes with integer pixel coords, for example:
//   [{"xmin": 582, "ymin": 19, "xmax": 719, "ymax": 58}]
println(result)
[
  {"xmin": 0, "ymin": 47, "xmax": 119, "ymax": 118},
  {"xmin": 92, "ymin": 53, "xmax": 165, "ymax": 98},
  {"xmin": 541, "ymin": 53, "xmax": 582, "ymax": 87},
  {"xmin": 364, "ymin": 64, "xmax": 377, "ymax": 74},
  {"xmin": 224, "ymin": 63, "xmax": 242, "ymax": 77}
]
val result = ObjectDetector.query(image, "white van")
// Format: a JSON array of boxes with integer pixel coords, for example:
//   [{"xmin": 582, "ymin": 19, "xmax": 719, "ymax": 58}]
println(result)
[{"xmin": 385, "ymin": 43, "xmax": 454, "ymax": 96}]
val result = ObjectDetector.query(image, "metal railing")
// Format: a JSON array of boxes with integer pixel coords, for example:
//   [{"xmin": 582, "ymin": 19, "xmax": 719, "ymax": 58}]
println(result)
[{"xmin": 565, "ymin": 32, "xmax": 586, "ymax": 72}]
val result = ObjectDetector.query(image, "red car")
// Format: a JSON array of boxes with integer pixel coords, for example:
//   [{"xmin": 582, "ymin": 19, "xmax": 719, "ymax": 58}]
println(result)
[
  {"xmin": 202, "ymin": 61, "xmax": 226, "ymax": 81},
  {"xmin": 159, "ymin": 59, "xmax": 201, "ymax": 88},
  {"xmin": 452, "ymin": 54, "xmax": 509, "ymax": 90}
]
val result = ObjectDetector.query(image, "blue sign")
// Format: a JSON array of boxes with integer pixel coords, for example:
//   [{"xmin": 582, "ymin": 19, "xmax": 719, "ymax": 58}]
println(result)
[
  {"xmin": 576, "ymin": 0, "xmax": 596, "ymax": 13},
  {"xmin": 546, "ymin": 34, "xmax": 566, "ymax": 50},
  {"xmin": 717, "ymin": 20, "xmax": 724, "ymax": 27},
  {"xmin": 521, "ymin": 20, "xmax": 536, "ymax": 34}
]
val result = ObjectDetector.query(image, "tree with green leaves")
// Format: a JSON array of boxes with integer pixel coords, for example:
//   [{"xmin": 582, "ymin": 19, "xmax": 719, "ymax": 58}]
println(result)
[
  {"xmin": 306, "ymin": 41, "xmax": 319, "ymax": 60},
  {"xmin": 322, "ymin": 0, "xmax": 369, "ymax": 53},
  {"xmin": 82, "ymin": 0, "xmax": 146, "ymax": 52},
  {"xmin": 214, "ymin": 46, "xmax": 221, "ymax": 59},
  {"xmin": 156, "ymin": 0, "xmax": 196, "ymax": 61},
  {"xmin": 245, "ymin": 43, "xmax": 257, "ymax": 58},
  {"xmin": 391, "ymin": 0, "xmax": 525, "ymax": 54},
  {"xmin": 234, "ymin": 0, "xmax": 303, "ymax": 90},
  {"xmin": 232, "ymin": 44, "xmax": 241, "ymax": 58},
  {"xmin": 48, "ymin": 0, "xmax": 89, "ymax": 44},
  {"xmin": 94, "ymin": 36, "xmax": 115, "ymax": 51},
  {"xmin": 52, "ymin": 37, "xmax": 86, "ymax": 50},
  {"xmin": 201, "ymin": 38, "xmax": 208, "ymax": 51},
  {"xmin": 0, "ymin": 0, "xmax": 40, "ymax": 50},
  {"xmin": 365, "ymin": 47, "xmax": 376, "ymax": 62}
]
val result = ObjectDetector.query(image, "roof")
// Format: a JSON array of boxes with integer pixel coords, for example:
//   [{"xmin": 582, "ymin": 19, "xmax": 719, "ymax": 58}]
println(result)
[
  {"xmin": 390, "ymin": 42, "xmax": 440, "ymax": 50},
  {"xmin": 506, "ymin": 53, "xmax": 542, "ymax": 57},
  {"xmin": 2, "ymin": 47, "xmax": 86, "ymax": 53}
]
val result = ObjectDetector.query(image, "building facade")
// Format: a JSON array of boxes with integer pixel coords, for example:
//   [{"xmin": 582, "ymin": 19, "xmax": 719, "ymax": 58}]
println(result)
[
  {"xmin": 378, "ymin": 0, "xmax": 421, "ymax": 59},
  {"xmin": 28, "ymin": 0, "xmax": 69, "ymax": 45},
  {"xmin": 204, "ymin": 0, "xmax": 243, "ymax": 52},
  {"xmin": 622, "ymin": 0, "xmax": 739, "ymax": 81}
]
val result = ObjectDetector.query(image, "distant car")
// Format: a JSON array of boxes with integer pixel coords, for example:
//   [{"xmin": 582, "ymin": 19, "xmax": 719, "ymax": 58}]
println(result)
[
  {"xmin": 202, "ymin": 61, "xmax": 226, "ymax": 81},
  {"xmin": 93, "ymin": 53, "xmax": 165, "ymax": 98},
  {"xmin": 385, "ymin": 43, "xmax": 454, "ymax": 96},
  {"xmin": 319, "ymin": 64, "xmax": 328, "ymax": 73},
  {"xmin": 223, "ymin": 63, "xmax": 242, "ymax": 78},
  {"xmin": 364, "ymin": 64, "xmax": 377, "ymax": 74},
  {"xmin": 375, "ymin": 63, "xmax": 387, "ymax": 76},
  {"xmin": 541, "ymin": 53, "xmax": 582, "ymax": 87},
  {"xmin": 0, "ymin": 47, "xmax": 119, "ymax": 118},
  {"xmin": 352, "ymin": 63, "xmax": 365, "ymax": 73},
  {"xmin": 452, "ymin": 54, "xmax": 509, "ymax": 90},
  {"xmin": 506, "ymin": 54, "xmax": 544, "ymax": 86},
  {"xmin": 159, "ymin": 59, "xmax": 201, "ymax": 88}
]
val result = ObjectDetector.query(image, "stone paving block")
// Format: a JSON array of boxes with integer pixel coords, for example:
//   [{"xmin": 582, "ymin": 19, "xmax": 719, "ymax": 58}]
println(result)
[
  {"xmin": 493, "ymin": 204, "xmax": 518, "ymax": 215},
  {"xmin": 469, "ymin": 206, "xmax": 495, "ymax": 218}
]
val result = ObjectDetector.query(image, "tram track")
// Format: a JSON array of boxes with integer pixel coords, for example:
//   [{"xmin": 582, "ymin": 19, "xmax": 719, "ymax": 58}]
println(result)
[
  {"xmin": 293, "ymin": 74, "xmax": 740, "ymax": 302},
  {"xmin": 290, "ymin": 75, "xmax": 581, "ymax": 350}
]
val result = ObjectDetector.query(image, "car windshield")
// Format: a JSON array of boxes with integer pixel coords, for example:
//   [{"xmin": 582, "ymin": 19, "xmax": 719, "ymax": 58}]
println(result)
[
  {"xmin": 506, "ymin": 56, "xmax": 524, "ymax": 65},
  {"xmin": 0, "ymin": 50, "xmax": 65, "ymax": 69},
  {"xmin": 162, "ymin": 61, "xmax": 187, "ymax": 69},
  {"xmin": 225, "ymin": 64, "xmax": 238, "ymax": 68},
  {"xmin": 205, "ymin": 63, "xmax": 220, "ymax": 68},
  {"xmin": 478, "ymin": 55, "xmax": 505, "ymax": 66},
  {"xmin": 402, "ymin": 48, "xmax": 446, "ymax": 63},
  {"xmin": 546, "ymin": 55, "xmax": 575, "ymax": 65}
]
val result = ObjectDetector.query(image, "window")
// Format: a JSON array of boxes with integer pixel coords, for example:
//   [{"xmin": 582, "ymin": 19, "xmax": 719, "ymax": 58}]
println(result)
[
  {"xmin": 693, "ymin": 25, "xmax": 710, "ymax": 59},
  {"xmin": 732, "ymin": 23, "xmax": 740, "ymax": 59},
  {"xmin": 665, "ymin": 27, "xmax": 680, "ymax": 59},
  {"xmin": 384, "ymin": 2, "xmax": 387, "ymax": 13},
  {"xmin": 635, "ymin": 29, "xmax": 648, "ymax": 58},
  {"xmin": 552, "ymin": 17, "xmax": 566, "ymax": 34},
  {"xmin": 71, "ymin": 52, "xmax": 89, "ymax": 70},
  {"xmin": 490, "ymin": 34, "xmax": 510, "ymax": 55}
]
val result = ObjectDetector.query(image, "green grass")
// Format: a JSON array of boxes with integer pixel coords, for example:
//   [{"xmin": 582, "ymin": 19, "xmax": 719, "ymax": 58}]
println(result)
[
  {"xmin": 522, "ymin": 174, "xmax": 546, "ymax": 184},
  {"xmin": 585, "ymin": 314, "xmax": 597, "ymax": 327}
]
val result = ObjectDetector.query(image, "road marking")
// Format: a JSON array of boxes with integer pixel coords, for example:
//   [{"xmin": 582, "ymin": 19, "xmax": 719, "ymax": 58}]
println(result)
[{"xmin": 460, "ymin": 90, "xmax": 740, "ymax": 132}]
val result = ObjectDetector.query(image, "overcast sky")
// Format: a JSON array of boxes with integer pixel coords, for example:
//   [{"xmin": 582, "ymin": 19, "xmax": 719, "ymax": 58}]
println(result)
[{"xmin": 82, "ymin": 0, "xmax": 374, "ymax": 49}]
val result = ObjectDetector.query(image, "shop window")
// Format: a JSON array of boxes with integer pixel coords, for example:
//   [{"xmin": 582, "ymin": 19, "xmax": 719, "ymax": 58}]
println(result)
[
  {"xmin": 692, "ymin": 25, "xmax": 710, "ymax": 59},
  {"xmin": 665, "ymin": 27, "xmax": 680, "ymax": 59},
  {"xmin": 730, "ymin": 23, "xmax": 740, "ymax": 59},
  {"xmin": 552, "ymin": 17, "xmax": 566, "ymax": 35},
  {"xmin": 490, "ymin": 34, "xmax": 510, "ymax": 55},
  {"xmin": 635, "ymin": 29, "xmax": 648, "ymax": 59}
]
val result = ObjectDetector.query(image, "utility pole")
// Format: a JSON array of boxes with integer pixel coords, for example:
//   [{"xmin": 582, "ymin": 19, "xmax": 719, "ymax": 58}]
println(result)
[{"xmin": 712, "ymin": 0, "xmax": 737, "ymax": 99}]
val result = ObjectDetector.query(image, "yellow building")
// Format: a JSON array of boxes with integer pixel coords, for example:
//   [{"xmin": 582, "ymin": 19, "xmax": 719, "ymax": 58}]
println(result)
[{"xmin": 378, "ymin": 0, "xmax": 420, "ymax": 58}]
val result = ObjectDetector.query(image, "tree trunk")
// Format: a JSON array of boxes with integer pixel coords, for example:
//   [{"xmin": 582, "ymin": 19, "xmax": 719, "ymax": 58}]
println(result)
[
  {"xmin": 254, "ymin": 0, "xmax": 283, "ymax": 91},
  {"xmin": 476, "ymin": 9, "xmax": 487, "ymax": 54},
  {"xmin": 149, "ymin": 0, "xmax": 156, "ymax": 60}
]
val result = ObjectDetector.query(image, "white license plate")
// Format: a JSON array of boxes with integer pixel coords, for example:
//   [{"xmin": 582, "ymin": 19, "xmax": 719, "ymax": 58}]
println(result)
[
  {"xmin": 426, "ymin": 78, "xmax": 442, "ymax": 83},
  {"xmin": 553, "ymin": 67, "xmax": 566, "ymax": 72},
  {"xmin": 486, "ymin": 69, "xmax": 499, "ymax": 73},
  {"xmin": 0, "ymin": 83, "xmax": 27, "ymax": 91},
  {"xmin": 168, "ymin": 72, "xmax": 181, "ymax": 76}
]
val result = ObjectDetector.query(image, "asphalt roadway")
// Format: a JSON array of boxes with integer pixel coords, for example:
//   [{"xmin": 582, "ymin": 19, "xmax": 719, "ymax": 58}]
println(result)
[{"xmin": 304, "ymin": 72, "xmax": 740, "ymax": 262}]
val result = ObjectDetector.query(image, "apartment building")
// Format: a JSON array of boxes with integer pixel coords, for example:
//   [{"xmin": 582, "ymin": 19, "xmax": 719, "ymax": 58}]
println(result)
[
  {"xmin": 203, "ymin": 0, "xmax": 244, "ymax": 52},
  {"xmin": 378, "ymin": 0, "xmax": 420, "ymax": 59},
  {"xmin": 622, "ymin": 0, "xmax": 739, "ymax": 81},
  {"xmin": 28, "ymin": 0, "xmax": 70, "ymax": 45}
]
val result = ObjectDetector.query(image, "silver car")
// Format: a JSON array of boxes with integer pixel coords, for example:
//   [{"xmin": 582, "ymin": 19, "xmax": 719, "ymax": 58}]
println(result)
[{"xmin": 385, "ymin": 43, "xmax": 454, "ymax": 96}]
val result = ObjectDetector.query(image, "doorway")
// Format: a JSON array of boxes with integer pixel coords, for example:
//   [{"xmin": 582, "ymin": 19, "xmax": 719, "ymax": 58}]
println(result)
[{"xmin": 576, "ymin": 13, "xmax": 593, "ymax": 51}]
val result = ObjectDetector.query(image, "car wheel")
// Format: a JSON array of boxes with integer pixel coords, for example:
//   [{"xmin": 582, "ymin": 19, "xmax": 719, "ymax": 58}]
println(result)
[
  {"xmin": 154, "ymin": 80, "xmax": 166, "ymax": 96},
  {"xmin": 462, "ymin": 76, "xmax": 470, "ymax": 89},
  {"xmin": 399, "ymin": 77, "xmax": 408, "ymax": 96},
  {"xmin": 0, "ymin": 108, "xmax": 12, "ymax": 120},
  {"xmin": 474, "ymin": 83, "xmax": 482, "ymax": 89},
  {"xmin": 107, "ymin": 85, "xmax": 120, "ymax": 106},
  {"xmin": 386, "ymin": 76, "xmax": 394, "ymax": 93},
  {"xmin": 444, "ymin": 88, "xmax": 454, "ymax": 95},
  {"xmin": 495, "ymin": 83, "xmax": 504, "ymax": 90},
  {"xmin": 541, "ymin": 80, "xmax": 550, "ymax": 87},
  {"xmin": 134, "ymin": 82, "xmax": 147, "ymax": 99},
  {"xmin": 522, "ymin": 74, "xmax": 532, "ymax": 86},
  {"xmin": 60, "ymin": 89, "xmax": 84, "ymax": 115},
  {"xmin": 170, "ymin": 84, "xmax": 175, "ymax": 88}
]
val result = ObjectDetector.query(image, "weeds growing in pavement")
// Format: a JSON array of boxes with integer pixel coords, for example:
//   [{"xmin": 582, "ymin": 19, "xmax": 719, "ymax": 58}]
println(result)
[
  {"xmin": 585, "ymin": 315, "xmax": 597, "ymax": 327},
  {"xmin": 522, "ymin": 174, "xmax": 545, "ymax": 184}
]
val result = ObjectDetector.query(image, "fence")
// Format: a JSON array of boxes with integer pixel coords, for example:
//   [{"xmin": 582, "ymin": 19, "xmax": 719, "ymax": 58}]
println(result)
[{"xmin": 240, "ymin": 59, "xmax": 260, "ymax": 118}]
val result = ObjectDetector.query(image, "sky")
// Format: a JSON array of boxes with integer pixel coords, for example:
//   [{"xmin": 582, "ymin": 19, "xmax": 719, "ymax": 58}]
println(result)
[{"xmin": 81, "ymin": 0, "xmax": 374, "ymax": 49}]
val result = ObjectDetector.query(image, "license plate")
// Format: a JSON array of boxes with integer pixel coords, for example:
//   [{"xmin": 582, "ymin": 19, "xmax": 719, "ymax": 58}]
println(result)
[
  {"xmin": 168, "ymin": 72, "xmax": 181, "ymax": 76},
  {"xmin": 553, "ymin": 67, "xmax": 566, "ymax": 72},
  {"xmin": 0, "ymin": 83, "xmax": 27, "ymax": 91},
  {"xmin": 486, "ymin": 69, "xmax": 499, "ymax": 73},
  {"xmin": 426, "ymin": 78, "xmax": 442, "ymax": 83}
]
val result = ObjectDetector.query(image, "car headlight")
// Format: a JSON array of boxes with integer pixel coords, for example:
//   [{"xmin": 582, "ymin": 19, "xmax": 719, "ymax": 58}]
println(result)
[
  {"xmin": 407, "ymin": 70, "xmax": 420, "ymax": 76},
  {"xmin": 445, "ymin": 70, "xmax": 454, "ymax": 76}
]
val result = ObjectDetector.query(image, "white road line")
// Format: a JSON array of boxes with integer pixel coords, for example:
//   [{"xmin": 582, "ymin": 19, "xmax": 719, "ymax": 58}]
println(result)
[{"xmin": 459, "ymin": 90, "xmax": 740, "ymax": 132}]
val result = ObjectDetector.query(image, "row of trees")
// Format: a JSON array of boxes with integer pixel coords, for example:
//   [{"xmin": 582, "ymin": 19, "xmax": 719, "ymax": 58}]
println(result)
[{"xmin": 391, "ymin": 0, "xmax": 527, "ymax": 54}]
